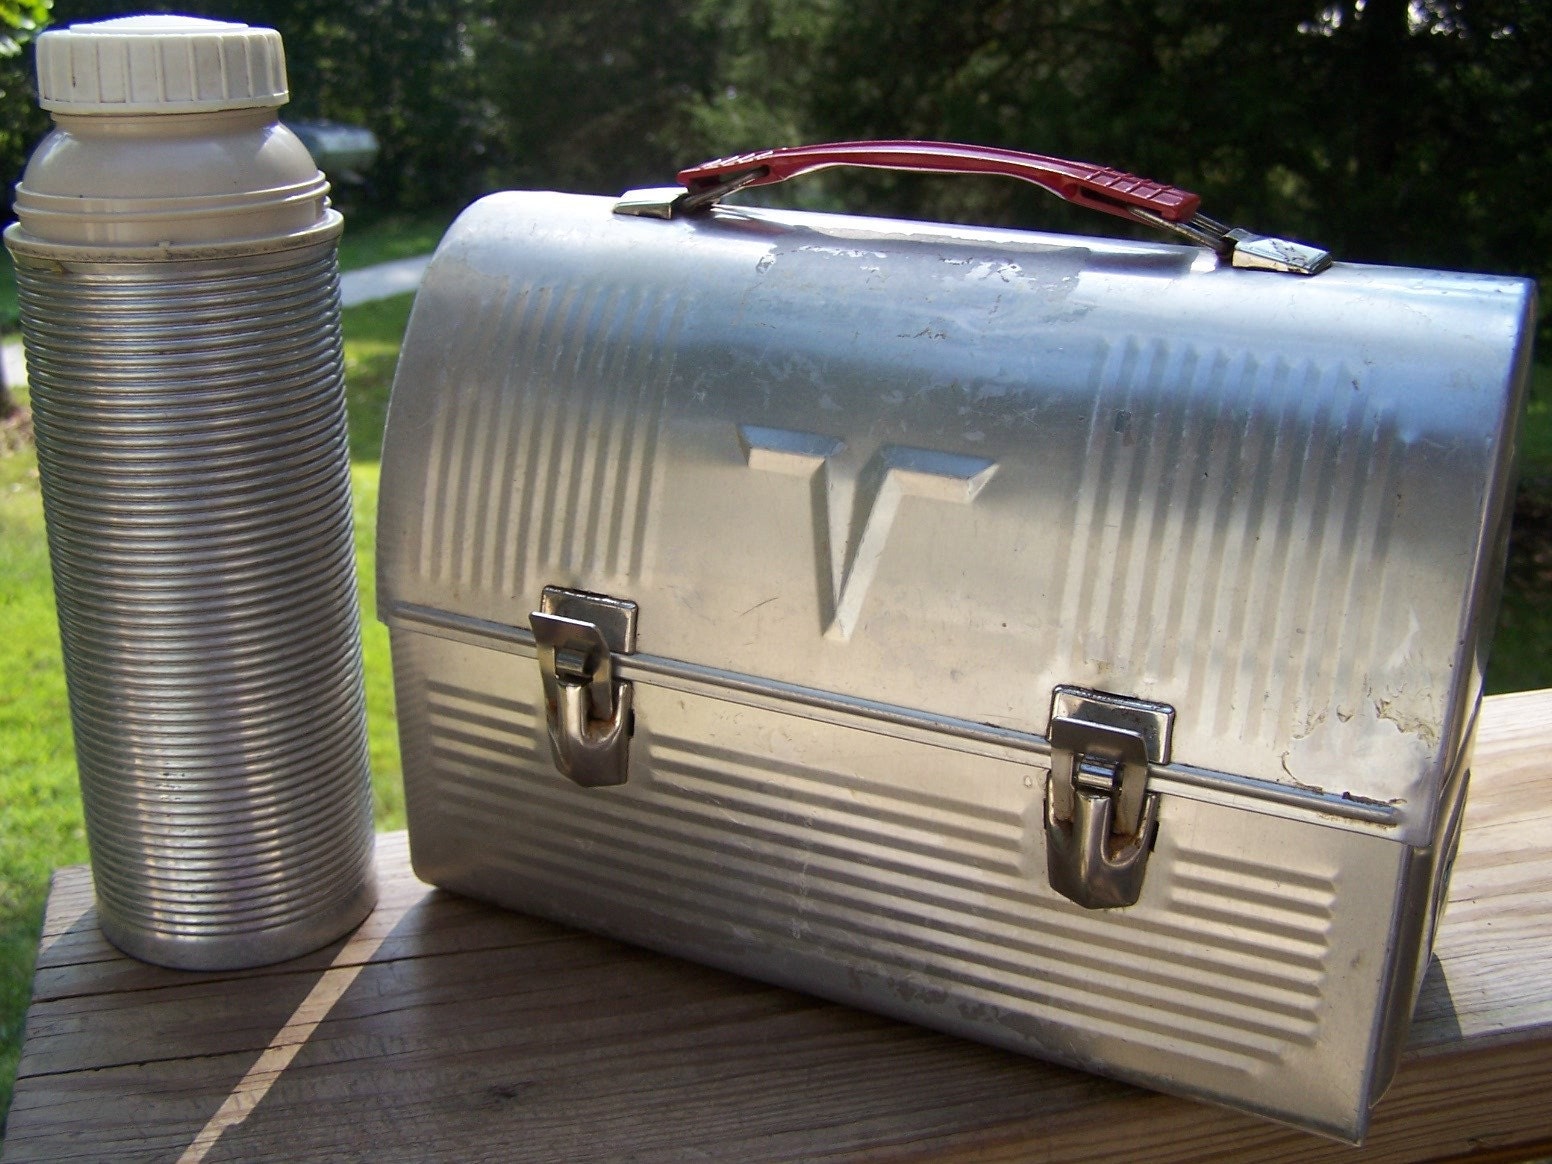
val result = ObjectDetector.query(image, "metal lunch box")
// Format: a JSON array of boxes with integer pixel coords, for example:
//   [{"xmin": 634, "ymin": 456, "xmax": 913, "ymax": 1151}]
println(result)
[{"xmin": 376, "ymin": 143, "xmax": 1534, "ymax": 1140}]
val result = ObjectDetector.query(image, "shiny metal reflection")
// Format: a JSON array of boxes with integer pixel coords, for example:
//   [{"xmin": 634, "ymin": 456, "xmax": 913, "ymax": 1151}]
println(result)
[{"xmin": 14, "ymin": 244, "xmax": 376, "ymax": 970}]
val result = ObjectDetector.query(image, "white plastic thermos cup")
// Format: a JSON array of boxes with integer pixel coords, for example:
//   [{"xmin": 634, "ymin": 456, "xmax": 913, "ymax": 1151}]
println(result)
[{"xmin": 4, "ymin": 16, "xmax": 376, "ymax": 969}]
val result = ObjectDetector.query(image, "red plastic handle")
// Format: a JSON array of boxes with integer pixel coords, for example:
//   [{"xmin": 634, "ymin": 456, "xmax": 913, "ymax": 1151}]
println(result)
[{"xmin": 677, "ymin": 140, "xmax": 1201, "ymax": 224}]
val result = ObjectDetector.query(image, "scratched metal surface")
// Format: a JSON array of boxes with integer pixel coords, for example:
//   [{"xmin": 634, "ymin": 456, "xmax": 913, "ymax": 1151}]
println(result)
[
  {"xmin": 390, "ymin": 625, "xmax": 1428, "ymax": 1140},
  {"xmin": 375, "ymin": 191, "xmax": 1531, "ymax": 1139},
  {"xmin": 379, "ymin": 192, "xmax": 1530, "ymax": 836}
]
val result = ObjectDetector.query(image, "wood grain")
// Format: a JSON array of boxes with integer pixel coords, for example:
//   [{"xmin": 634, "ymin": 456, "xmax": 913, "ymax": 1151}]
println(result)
[{"xmin": 4, "ymin": 692, "xmax": 1551, "ymax": 1163}]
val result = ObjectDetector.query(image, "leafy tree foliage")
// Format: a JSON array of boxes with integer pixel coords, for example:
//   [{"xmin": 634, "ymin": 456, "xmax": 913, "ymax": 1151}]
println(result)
[
  {"xmin": 678, "ymin": 0, "xmax": 836, "ymax": 185},
  {"xmin": 2, "ymin": 0, "xmax": 1548, "ymax": 303},
  {"xmin": 43, "ymin": 0, "xmax": 485, "ymax": 214},
  {"xmin": 0, "ymin": 0, "xmax": 50, "ymax": 218},
  {"xmin": 471, "ymin": 0, "xmax": 721, "ymax": 195},
  {"xmin": 805, "ymin": 0, "xmax": 1552, "ymax": 293},
  {"xmin": 1, "ymin": 0, "xmax": 49, "ymax": 417}
]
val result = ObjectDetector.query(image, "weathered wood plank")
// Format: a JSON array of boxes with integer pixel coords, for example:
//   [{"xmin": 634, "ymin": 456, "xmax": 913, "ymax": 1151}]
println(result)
[
  {"xmin": 1408, "ymin": 690, "xmax": 1552, "ymax": 1054},
  {"xmin": 4, "ymin": 691, "xmax": 1550, "ymax": 1163},
  {"xmin": 27, "ymin": 835, "xmax": 433, "ymax": 996}
]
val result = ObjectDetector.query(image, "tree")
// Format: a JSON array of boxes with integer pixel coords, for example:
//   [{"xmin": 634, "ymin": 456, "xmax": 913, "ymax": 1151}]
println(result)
[
  {"xmin": 46, "ymin": 0, "xmax": 489, "ymax": 216},
  {"xmin": 680, "ymin": 0, "xmax": 835, "ymax": 172},
  {"xmin": 0, "ymin": 0, "xmax": 50, "ymax": 215},
  {"xmin": 472, "ymin": 0, "xmax": 721, "ymax": 195},
  {"xmin": 8, "ymin": 0, "xmax": 1551, "ymax": 304},
  {"xmin": 247, "ymin": 0, "xmax": 489, "ymax": 214},
  {"xmin": 1, "ymin": 0, "xmax": 50, "ymax": 423},
  {"xmin": 803, "ymin": 0, "xmax": 1552, "ymax": 312}
]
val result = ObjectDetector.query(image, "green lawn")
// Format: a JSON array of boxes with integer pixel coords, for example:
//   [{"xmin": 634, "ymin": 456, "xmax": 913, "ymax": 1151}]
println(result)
[
  {"xmin": 0, "ymin": 435, "xmax": 77, "ymax": 1140},
  {"xmin": 337, "ymin": 211, "xmax": 456, "ymax": 274},
  {"xmin": 1522, "ymin": 361, "xmax": 1552, "ymax": 472},
  {"xmin": 0, "ymin": 254, "xmax": 17, "ymax": 335}
]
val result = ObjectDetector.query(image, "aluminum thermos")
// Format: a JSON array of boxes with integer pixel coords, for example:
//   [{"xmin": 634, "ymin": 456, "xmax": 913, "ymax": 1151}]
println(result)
[{"xmin": 5, "ymin": 15, "xmax": 376, "ymax": 970}]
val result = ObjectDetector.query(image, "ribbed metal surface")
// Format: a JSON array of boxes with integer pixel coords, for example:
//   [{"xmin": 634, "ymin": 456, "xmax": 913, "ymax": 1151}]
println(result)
[
  {"xmin": 1049, "ymin": 337, "xmax": 1404, "ymax": 752},
  {"xmin": 413, "ymin": 279, "xmax": 679, "ymax": 594},
  {"xmin": 381, "ymin": 193, "xmax": 1529, "ymax": 1138},
  {"xmin": 391, "ymin": 623, "xmax": 1423, "ymax": 1135},
  {"xmin": 382, "ymin": 194, "xmax": 1530, "ymax": 828},
  {"xmin": 15, "ymin": 245, "xmax": 375, "ymax": 970},
  {"xmin": 416, "ymin": 672, "xmax": 1330, "ymax": 1073}
]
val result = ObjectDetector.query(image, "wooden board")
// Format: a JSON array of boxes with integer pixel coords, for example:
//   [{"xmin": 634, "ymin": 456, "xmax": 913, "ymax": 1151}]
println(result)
[{"xmin": 5, "ymin": 691, "xmax": 1552, "ymax": 1163}]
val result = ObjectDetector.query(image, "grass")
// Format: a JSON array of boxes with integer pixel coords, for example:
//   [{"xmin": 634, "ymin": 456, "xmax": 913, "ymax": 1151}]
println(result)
[
  {"xmin": 0, "ymin": 290, "xmax": 416, "ymax": 1135},
  {"xmin": 337, "ymin": 210, "xmax": 457, "ymax": 275},
  {"xmin": 0, "ymin": 438, "xmax": 78, "ymax": 1137},
  {"xmin": 342, "ymin": 295, "xmax": 415, "ymax": 462},
  {"xmin": 1523, "ymin": 361, "xmax": 1552, "ymax": 472}
]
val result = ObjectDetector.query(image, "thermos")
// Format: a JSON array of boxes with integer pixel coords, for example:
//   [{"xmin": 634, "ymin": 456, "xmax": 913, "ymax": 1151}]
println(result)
[{"xmin": 5, "ymin": 15, "xmax": 376, "ymax": 970}]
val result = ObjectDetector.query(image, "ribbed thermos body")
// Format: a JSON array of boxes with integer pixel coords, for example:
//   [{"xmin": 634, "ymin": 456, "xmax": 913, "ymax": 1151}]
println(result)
[{"xmin": 5, "ymin": 15, "xmax": 376, "ymax": 970}]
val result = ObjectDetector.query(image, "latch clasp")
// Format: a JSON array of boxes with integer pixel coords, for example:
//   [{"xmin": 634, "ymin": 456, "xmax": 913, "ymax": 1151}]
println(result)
[
  {"xmin": 529, "ymin": 587, "xmax": 638, "ymax": 787},
  {"xmin": 1044, "ymin": 686, "xmax": 1175, "ymax": 910}
]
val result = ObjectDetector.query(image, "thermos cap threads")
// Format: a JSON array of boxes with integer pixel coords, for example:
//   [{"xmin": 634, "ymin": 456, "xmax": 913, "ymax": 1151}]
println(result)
[{"xmin": 35, "ymin": 15, "xmax": 288, "ymax": 115}]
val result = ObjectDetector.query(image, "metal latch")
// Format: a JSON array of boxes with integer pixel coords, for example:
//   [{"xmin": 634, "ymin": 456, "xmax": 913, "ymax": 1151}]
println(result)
[
  {"xmin": 1044, "ymin": 686, "xmax": 1175, "ymax": 910},
  {"xmin": 529, "ymin": 586, "xmax": 638, "ymax": 787}
]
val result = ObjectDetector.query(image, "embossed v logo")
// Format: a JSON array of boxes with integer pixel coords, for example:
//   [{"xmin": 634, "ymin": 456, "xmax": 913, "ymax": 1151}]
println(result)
[{"xmin": 739, "ymin": 425, "xmax": 997, "ymax": 641}]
